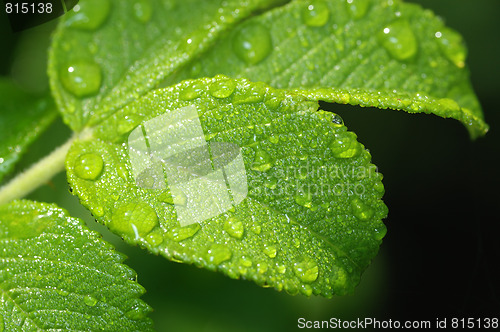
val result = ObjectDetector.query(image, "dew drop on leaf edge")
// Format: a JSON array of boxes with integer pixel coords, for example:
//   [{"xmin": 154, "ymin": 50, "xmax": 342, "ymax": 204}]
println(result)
[
  {"xmin": 209, "ymin": 78, "xmax": 236, "ymax": 98},
  {"xmin": 109, "ymin": 201, "xmax": 159, "ymax": 239},
  {"xmin": 232, "ymin": 23, "xmax": 272, "ymax": 65},
  {"xmin": 293, "ymin": 258, "xmax": 319, "ymax": 283},
  {"xmin": 207, "ymin": 244, "xmax": 232, "ymax": 265},
  {"xmin": 350, "ymin": 197, "xmax": 374, "ymax": 221}
]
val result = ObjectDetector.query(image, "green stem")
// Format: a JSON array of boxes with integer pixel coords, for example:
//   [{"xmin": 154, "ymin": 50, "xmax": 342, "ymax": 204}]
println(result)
[{"xmin": 0, "ymin": 134, "xmax": 78, "ymax": 205}]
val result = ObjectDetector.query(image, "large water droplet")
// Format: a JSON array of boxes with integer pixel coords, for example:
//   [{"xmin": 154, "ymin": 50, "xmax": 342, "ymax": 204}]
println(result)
[
  {"xmin": 132, "ymin": 0, "xmax": 152, "ymax": 23},
  {"xmin": 61, "ymin": 61, "xmax": 102, "ymax": 97},
  {"xmin": 209, "ymin": 78, "xmax": 236, "ymax": 98},
  {"xmin": 232, "ymin": 23, "xmax": 272, "ymax": 65},
  {"xmin": 251, "ymin": 149, "xmax": 274, "ymax": 172},
  {"xmin": 346, "ymin": 0, "xmax": 370, "ymax": 19},
  {"xmin": 67, "ymin": 0, "xmax": 111, "ymax": 30},
  {"xmin": 180, "ymin": 82, "xmax": 204, "ymax": 100},
  {"xmin": 331, "ymin": 113, "xmax": 344, "ymax": 126},
  {"xmin": 207, "ymin": 244, "xmax": 232, "ymax": 265},
  {"xmin": 350, "ymin": 197, "xmax": 374, "ymax": 221},
  {"xmin": 378, "ymin": 19, "xmax": 418, "ymax": 61},
  {"xmin": 224, "ymin": 217, "xmax": 245, "ymax": 239},
  {"xmin": 83, "ymin": 294, "xmax": 98, "ymax": 307},
  {"xmin": 330, "ymin": 131, "xmax": 362, "ymax": 158},
  {"xmin": 435, "ymin": 28, "xmax": 466, "ymax": 68},
  {"xmin": 293, "ymin": 258, "xmax": 319, "ymax": 283},
  {"xmin": 302, "ymin": 1, "xmax": 330, "ymax": 27},
  {"xmin": 262, "ymin": 244, "xmax": 277, "ymax": 258},
  {"xmin": 167, "ymin": 224, "xmax": 200, "ymax": 242},
  {"xmin": 109, "ymin": 202, "xmax": 158, "ymax": 239},
  {"xmin": 74, "ymin": 153, "xmax": 103, "ymax": 180}
]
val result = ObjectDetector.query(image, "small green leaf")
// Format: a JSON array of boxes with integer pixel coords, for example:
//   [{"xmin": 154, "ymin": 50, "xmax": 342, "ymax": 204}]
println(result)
[
  {"xmin": 48, "ymin": 0, "xmax": 287, "ymax": 131},
  {"xmin": 65, "ymin": 77, "xmax": 387, "ymax": 297},
  {"xmin": 0, "ymin": 79, "xmax": 57, "ymax": 183},
  {"xmin": 177, "ymin": 0, "xmax": 488, "ymax": 138},
  {"xmin": 0, "ymin": 200, "xmax": 154, "ymax": 331}
]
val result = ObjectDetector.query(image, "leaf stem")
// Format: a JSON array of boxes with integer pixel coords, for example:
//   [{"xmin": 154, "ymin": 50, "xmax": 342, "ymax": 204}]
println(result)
[{"xmin": 0, "ymin": 129, "xmax": 92, "ymax": 205}]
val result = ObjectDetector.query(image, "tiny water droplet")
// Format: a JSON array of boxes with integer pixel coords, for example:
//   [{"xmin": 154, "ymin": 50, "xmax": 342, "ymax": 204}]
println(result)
[
  {"xmin": 57, "ymin": 289, "xmax": 69, "ymax": 297},
  {"xmin": 93, "ymin": 206, "xmax": 104, "ymax": 217},
  {"xmin": 435, "ymin": 28, "xmax": 467, "ymax": 68},
  {"xmin": 83, "ymin": 294, "xmax": 98, "ymax": 307},
  {"xmin": 61, "ymin": 61, "xmax": 102, "ymax": 97},
  {"xmin": 239, "ymin": 257, "xmax": 253, "ymax": 267},
  {"xmin": 257, "ymin": 262, "xmax": 268, "ymax": 274},
  {"xmin": 250, "ymin": 224, "xmax": 262, "ymax": 234},
  {"xmin": 224, "ymin": 217, "xmax": 245, "ymax": 239},
  {"xmin": 346, "ymin": 0, "xmax": 370, "ymax": 19},
  {"xmin": 117, "ymin": 163, "xmax": 128, "ymax": 180},
  {"xmin": 232, "ymin": 23, "xmax": 272, "ymax": 65},
  {"xmin": 132, "ymin": 0, "xmax": 152, "ymax": 23},
  {"xmin": 276, "ymin": 264, "xmax": 287, "ymax": 274},
  {"xmin": 109, "ymin": 201, "xmax": 158, "ymax": 239},
  {"xmin": 330, "ymin": 131, "xmax": 362, "ymax": 158},
  {"xmin": 262, "ymin": 244, "xmax": 277, "ymax": 258},
  {"xmin": 350, "ymin": 197, "xmax": 374, "ymax": 221},
  {"xmin": 293, "ymin": 238, "xmax": 301, "ymax": 248},
  {"xmin": 378, "ymin": 19, "xmax": 418, "ymax": 61},
  {"xmin": 264, "ymin": 176, "xmax": 278, "ymax": 189},
  {"xmin": 67, "ymin": 0, "xmax": 111, "ymax": 30},
  {"xmin": 302, "ymin": 1, "xmax": 330, "ymax": 27},
  {"xmin": 251, "ymin": 149, "xmax": 274, "ymax": 172},
  {"xmin": 331, "ymin": 113, "xmax": 344, "ymax": 126},
  {"xmin": 373, "ymin": 224, "xmax": 387, "ymax": 241},
  {"xmin": 209, "ymin": 79, "xmax": 236, "ymax": 98},
  {"xmin": 269, "ymin": 135, "xmax": 279, "ymax": 144},
  {"xmin": 207, "ymin": 244, "xmax": 232, "ymax": 265},
  {"xmin": 293, "ymin": 258, "xmax": 319, "ymax": 283},
  {"xmin": 166, "ymin": 224, "xmax": 200, "ymax": 242},
  {"xmin": 74, "ymin": 153, "xmax": 103, "ymax": 180}
]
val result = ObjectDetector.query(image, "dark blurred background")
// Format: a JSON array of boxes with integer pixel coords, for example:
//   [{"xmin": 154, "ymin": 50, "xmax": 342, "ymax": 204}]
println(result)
[{"xmin": 1, "ymin": 0, "xmax": 499, "ymax": 330}]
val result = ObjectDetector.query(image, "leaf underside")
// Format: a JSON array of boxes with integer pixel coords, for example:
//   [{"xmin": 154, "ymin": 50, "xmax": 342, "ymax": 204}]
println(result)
[
  {"xmin": 0, "ymin": 200, "xmax": 153, "ymax": 331},
  {"xmin": 66, "ymin": 77, "xmax": 387, "ymax": 297},
  {"xmin": 0, "ymin": 79, "xmax": 57, "ymax": 183}
]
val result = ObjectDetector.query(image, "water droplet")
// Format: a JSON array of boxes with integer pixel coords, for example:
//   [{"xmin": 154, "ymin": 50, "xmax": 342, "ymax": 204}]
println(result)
[
  {"xmin": 373, "ymin": 224, "xmax": 387, "ymax": 241},
  {"xmin": 276, "ymin": 264, "xmax": 287, "ymax": 274},
  {"xmin": 350, "ymin": 197, "xmax": 374, "ymax": 221},
  {"xmin": 74, "ymin": 153, "xmax": 103, "ymax": 180},
  {"xmin": 146, "ymin": 228, "xmax": 164, "ymax": 246},
  {"xmin": 132, "ymin": 0, "xmax": 152, "ymax": 23},
  {"xmin": 269, "ymin": 135, "xmax": 279, "ymax": 144},
  {"xmin": 224, "ymin": 217, "xmax": 245, "ymax": 239},
  {"xmin": 180, "ymin": 82, "xmax": 204, "ymax": 100},
  {"xmin": 330, "ymin": 131, "xmax": 362, "ymax": 158},
  {"xmin": 83, "ymin": 294, "xmax": 98, "ymax": 307},
  {"xmin": 67, "ymin": 0, "xmax": 111, "ymax": 30},
  {"xmin": 109, "ymin": 201, "xmax": 158, "ymax": 239},
  {"xmin": 57, "ymin": 289, "xmax": 69, "ymax": 297},
  {"xmin": 239, "ymin": 257, "xmax": 253, "ymax": 267},
  {"xmin": 209, "ymin": 79, "xmax": 236, "ymax": 98},
  {"xmin": 293, "ymin": 258, "xmax": 319, "ymax": 283},
  {"xmin": 166, "ymin": 224, "xmax": 200, "ymax": 242},
  {"xmin": 125, "ymin": 303, "xmax": 148, "ymax": 320},
  {"xmin": 435, "ymin": 28, "xmax": 466, "ymax": 68},
  {"xmin": 264, "ymin": 176, "xmax": 278, "ymax": 189},
  {"xmin": 232, "ymin": 23, "xmax": 272, "ymax": 65},
  {"xmin": 117, "ymin": 163, "xmax": 128, "ymax": 180},
  {"xmin": 293, "ymin": 239, "xmax": 301, "ymax": 248},
  {"xmin": 378, "ymin": 19, "xmax": 418, "ymax": 61},
  {"xmin": 294, "ymin": 189, "xmax": 313, "ymax": 209},
  {"xmin": 93, "ymin": 206, "xmax": 104, "ymax": 217},
  {"xmin": 207, "ymin": 244, "xmax": 232, "ymax": 265},
  {"xmin": 257, "ymin": 262, "xmax": 268, "ymax": 274},
  {"xmin": 250, "ymin": 224, "xmax": 262, "ymax": 234},
  {"xmin": 301, "ymin": 284, "xmax": 313, "ymax": 296},
  {"xmin": 262, "ymin": 244, "xmax": 277, "ymax": 258},
  {"xmin": 251, "ymin": 149, "xmax": 274, "ymax": 172},
  {"xmin": 284, "ymin": 280, "xmax": 299, "ymax": 295},
  {"xmin": 346, "ymin": 0, "xmax": 370, "ymax": 19},
  {"xmin": 331, "ymin": 113, "xmax": 344, "ymax": 126},
  {"xmin": 61, "ymin": 61, "xmax": 102, "ymax": 97},
  {"xmin": 302, "ymin": 1, "xmax": 330, "ymax": 27},
  {"xmin": 438, "ymin": 98, "xmax": 460, "ymax": 113}
]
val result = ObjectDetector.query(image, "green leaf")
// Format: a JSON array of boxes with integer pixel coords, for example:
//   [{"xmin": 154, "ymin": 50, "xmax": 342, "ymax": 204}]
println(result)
[
  {"xmin": 0, "ymin": 79, "xmax": 57, "ymax": 183},
  {"xmin": 174, "ymin": 0, "xmax": 488, "ymax": 138},
  {"xmin": 65, "ymin": 77, "xmax": 387, "ymax": 297},
  {"xmin": 0, "ymin": 200, "xmax": 154, "ymax": 331},
  {"xmin": 48, "ymin": 0, "xmax": 287, "ymax": 131}
]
